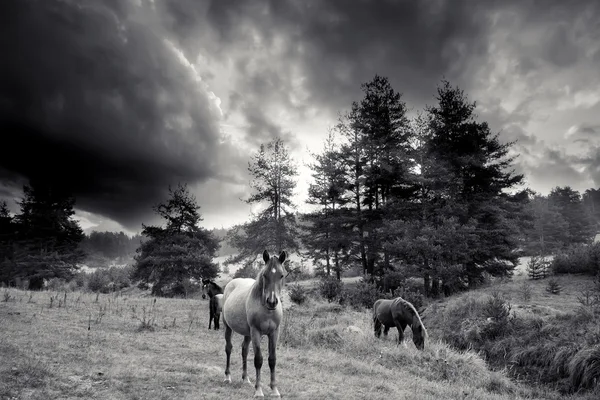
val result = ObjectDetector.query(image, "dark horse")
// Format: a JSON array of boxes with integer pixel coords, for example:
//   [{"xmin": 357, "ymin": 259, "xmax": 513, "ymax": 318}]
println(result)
[
  {"xmin": 373, "ymin": 297, "xmax": 427, "ymax": 350},
  {"xmin": 222, "ymin": 250, "xmax": 290, "ymax": 397},
  {"xmin": 202, "ymin": 279, "xmax": 224, "ymax": 330}
]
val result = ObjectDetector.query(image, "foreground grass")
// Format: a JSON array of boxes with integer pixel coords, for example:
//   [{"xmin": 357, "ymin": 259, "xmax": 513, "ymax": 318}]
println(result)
[{"xmin": 0, "ymin": 288, "xmax": 594, "ymax": 400}]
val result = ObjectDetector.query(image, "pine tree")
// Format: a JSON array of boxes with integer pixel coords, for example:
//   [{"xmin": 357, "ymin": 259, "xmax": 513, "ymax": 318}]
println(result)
[
  {"xmin": 11, "ymin": 180, "xmax": 85, "ymax": 289},
  {"xmin": 548, "ymin": 186, "xmax": 594, "ymax": 247},
  {"xmin": 424, "ymin": 80, "xmax": 526, "ymax": 288},
  {"xmin": 226, "ymin": 138, "xmax": 299, "ymax": 266},
  {"xmin": 0, "ymin": 201, "xmax": 16, "ymax": 285},
  {"xmin": 302, "ymin": 130, "xmax": 352, "ymax": 279},
  {"xmin": 523, "ymin": 192, "xmax": 569, "ymax": 255},
  {"xmin": 133, "ymin": 184, "xmax": 219, "ymax": 297}
]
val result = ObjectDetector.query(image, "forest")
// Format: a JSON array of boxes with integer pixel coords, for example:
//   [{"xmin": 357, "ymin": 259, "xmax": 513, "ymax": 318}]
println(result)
[{"xmin": 0, "ymin": 76, "xmax": 599, "ymax": 297}]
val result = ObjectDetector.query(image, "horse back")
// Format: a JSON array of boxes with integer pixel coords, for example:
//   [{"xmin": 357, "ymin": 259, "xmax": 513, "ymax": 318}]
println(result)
[
  {"xmin": 373, "ymin": 299, "xmax": 395, "ymax": 326},
  {"xmin": 390, "ymin": 297, "xmax": 417, "ymax": 326}
]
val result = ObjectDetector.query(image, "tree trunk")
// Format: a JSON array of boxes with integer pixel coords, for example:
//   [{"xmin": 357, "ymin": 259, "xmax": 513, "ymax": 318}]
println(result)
[{"xmin": 431, "ymin": 274, "xmax": 439, "ymax": 297}]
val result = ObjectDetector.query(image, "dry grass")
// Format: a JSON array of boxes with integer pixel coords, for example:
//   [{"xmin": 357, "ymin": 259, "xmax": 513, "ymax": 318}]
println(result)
[
  {"xmin": 423, "ymin": 274, "xmax": 600, "ymax": 395},
  {"xmin": 0, "ymin": 287, "xmax": 595, "ymax": 400}
]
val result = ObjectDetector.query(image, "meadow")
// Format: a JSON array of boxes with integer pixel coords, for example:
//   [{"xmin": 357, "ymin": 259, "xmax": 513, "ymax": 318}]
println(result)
[{"xmin": 2, "ymin": 276, "xmax": 599, "ymax": 400}]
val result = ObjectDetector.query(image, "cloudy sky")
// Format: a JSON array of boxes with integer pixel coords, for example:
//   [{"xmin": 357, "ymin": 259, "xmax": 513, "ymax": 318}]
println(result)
[{"xmin": 1, "ymin": 0, "xmax": 600, "ymax": 235}]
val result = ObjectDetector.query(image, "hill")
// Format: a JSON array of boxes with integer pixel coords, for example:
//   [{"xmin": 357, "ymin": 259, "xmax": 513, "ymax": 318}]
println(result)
[
  {"xmin": 1, "ymin": 286, "xmax": 598, "ymax": 399},
  {"xmin": 422, "ymin": 273, "xmax": 600, "ymax": 394}
]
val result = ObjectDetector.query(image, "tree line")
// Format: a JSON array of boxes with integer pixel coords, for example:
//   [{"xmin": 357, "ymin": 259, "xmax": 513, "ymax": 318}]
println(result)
[
  {"xmin": 225, "ymin": 76, "xmax": 599, "ymax": 297},
  {"xmin": 1, "ymin": 75, "xmax": 598, "ymax": 296}
]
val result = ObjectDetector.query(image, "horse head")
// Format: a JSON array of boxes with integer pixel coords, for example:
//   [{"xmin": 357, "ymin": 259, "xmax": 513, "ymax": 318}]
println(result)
[
  {"xmin": 201, "ymin": 278, "xmax": 211, "ymax": 299},
  {"xmin": 411, "ymin": 317, "xmax": 426, "ymax": 350},
  {"xmin": 261, "ymin": 249, "xmax": 288, "ymax": 310}
]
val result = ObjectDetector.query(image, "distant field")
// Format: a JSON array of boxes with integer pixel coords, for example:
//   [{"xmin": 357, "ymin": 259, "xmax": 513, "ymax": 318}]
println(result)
[{"xmin": 1, "ymin": 284, "xmax": 597, "ymax": 400}]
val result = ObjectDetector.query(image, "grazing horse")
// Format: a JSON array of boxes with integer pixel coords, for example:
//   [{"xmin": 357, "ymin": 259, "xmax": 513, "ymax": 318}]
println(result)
[
  {"xmin": 373, "ymin": 297, "xmax": 427, "ymax": 350},
  {"xmin": 222, "ymin": 250, "xmax": 290, "ymax": 398},
  {"xmin": 202, "ymin": 279, "xmax": 224, "ymax": 330}
]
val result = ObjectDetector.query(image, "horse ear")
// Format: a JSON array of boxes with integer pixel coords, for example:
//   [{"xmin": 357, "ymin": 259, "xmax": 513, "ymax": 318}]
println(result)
[
  {"xmin": 263, "ymin": 250, "xmax": 270, "ymax": 263},
  {"xmin": 278, "ymin": 251, "xmax": 287, "ymax": 264}
]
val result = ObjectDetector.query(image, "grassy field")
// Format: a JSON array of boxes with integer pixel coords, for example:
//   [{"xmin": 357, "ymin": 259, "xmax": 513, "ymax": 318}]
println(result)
[
  {"xmin": 1, "ymin": 283, "xmax": 598, "ymax": 400},
  {"xmin": 423, "ymin": 273, "xmax": 600, "ymax": 395}
]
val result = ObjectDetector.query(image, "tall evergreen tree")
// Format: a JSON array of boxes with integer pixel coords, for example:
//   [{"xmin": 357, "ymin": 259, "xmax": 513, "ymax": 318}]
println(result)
[
  {"xmin": 548, "ymin": 186, "xmax": 594, "ymax": 246},
  {"xmin": 133, "ymin": 183, "xmax": 219, "ymax": 297},
  {"xmin": 11, "ymin": 180, "xmax": 85, "ymax": 289},
  {"xmin": 523, "ymin": 192, "xmax": 569, "ymax": 255},
  {"xmin": 336, "ymin": 75, "xmax": 413, "ymax": 276},
  {"xmin": 0, "ymin": 201, "xmax": 16, "ymax": 284},
  {"xmin": 302, "ymin": 130, "xmax": 352, "ymax": 278},
  {"xmin": 424, "ymin": 80, "xmax": 527, "ymax": 287},
  {"xmin": 226, "ymin": 138, "xmax": 299, "ymax": 266},
  {"xmin": 583, "ymin": 188, "xmax": 600, "ymax": 233}
]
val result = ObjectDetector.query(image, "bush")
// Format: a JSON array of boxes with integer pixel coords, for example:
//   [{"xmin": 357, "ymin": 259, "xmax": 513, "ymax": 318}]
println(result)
[
  {"xmin": 342, "ymin": 280, "xmax": 389, "ymax": 309},
  {"xmin": 551, "ymin": 243, "xmax": 600, "ymax": 275},
  {"xmin": 319, "ymin": 276, "xmax": 343, "ymax": 302},
  {"xmin": 425, "ymin": 290, "xmax": 600, "ymax": 394},
  {"xmin": 546, "ymin": 279, "xmax": 562, "ymax": 295},
  {"xmin": 87, "ymin": 270, "xmax": 111, "ymax": 293},
  {"xmin": 233, "ymin": 262, "xmax": 261, "ymax": 279},
  {"xmin": 398, "ymin": 286, "xmax": 424, "ymax": 310},
  {"xmin": 87, "ymin": 266, "xmax": 134, "ymax": 293},
  {"xmin": 527, "ymin": 255, "xmax": 550, "ymax": 280},
  {"xmin": 288, "ymin": 283, "xmax": 307, "ymax": 305}
]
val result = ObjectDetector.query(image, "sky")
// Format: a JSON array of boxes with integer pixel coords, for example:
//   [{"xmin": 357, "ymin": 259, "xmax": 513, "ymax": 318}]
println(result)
[{"xmin": 1, "ymin": 0, "xmax": 600, "ymax": 235}]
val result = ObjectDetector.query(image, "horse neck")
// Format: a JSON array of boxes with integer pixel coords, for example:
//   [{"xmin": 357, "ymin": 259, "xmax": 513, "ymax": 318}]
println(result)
[
  {"xmin": 410, "ymin": 310, "xmax": 427, "ymax": 337},
  {"xmin": 249, "ymin": 271, "xmax": 264, "ymax": 301},
  {"xmin": 210, "ymin": 283, "xmax": 223, "ymax": 295}
]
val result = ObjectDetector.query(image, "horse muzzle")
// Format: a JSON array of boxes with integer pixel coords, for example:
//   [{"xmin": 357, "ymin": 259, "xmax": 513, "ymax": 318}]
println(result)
[{"xmin": 265, "ymin": 297, "xmax": 279, "ymax": 310}]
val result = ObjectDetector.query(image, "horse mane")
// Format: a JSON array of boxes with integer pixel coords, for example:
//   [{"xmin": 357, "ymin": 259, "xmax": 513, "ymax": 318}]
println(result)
[
  {"xmin": 399, "ymin": 297, "xmax": 428, "ymax": 338},
  {"xmin": 210, "ymin": 281, "xmax": 224, "ymax": 294},
  {"xmin": 250, "ymin": 257, "xmax": 281, "ymax": 300}
]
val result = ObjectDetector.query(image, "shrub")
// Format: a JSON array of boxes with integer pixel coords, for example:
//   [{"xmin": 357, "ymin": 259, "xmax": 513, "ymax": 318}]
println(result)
[
  {"xmin": 233, "ymin": 262, "xmax": 261, "ymax": 279},
  {"xmin": 341, "ymin": 280, "xmax": 388, "ymax": 309},
  {"xmin": 87, "ymin": 266, "xmax": 134, "ymax": 293},
  {"xmin": 546, "ymin": 279, "xmax": 562, "ymax": 295},
  {"xmin": 288, "ymin": 283, "xmax": 307, "ymax": 305},
  {"xmin": 551, "ymin": 243, "xmax": 600, "ymax": 275},
  {"xmin": 88, "ymin": 269, "xmax": 111, "ymax": 293},
  {"xmin": 519, "ymin": 281, "xmax": 532, "ymax": 302},
  {"xmin": 426, "ymin": 290, "xmax": 600, "ymax": 394},
  {"xmin": 527, "ymin": 255, "xmax": 550, "ymax": 280},
  {"xmin": 319, "ymin": 276, "xmax": 343, "ymax": 302},
  {"xmin": 398, "ymin": 285, "xmax": 424, "ymax": 310}
]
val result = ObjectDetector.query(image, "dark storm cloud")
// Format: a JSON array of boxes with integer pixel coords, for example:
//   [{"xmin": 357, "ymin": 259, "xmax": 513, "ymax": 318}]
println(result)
[
  {"xmin": 181, "ymin": 0, "xmax": 493, "ymax": 111},
  {"xmin": 0, "ymin": 0, "xmax": 243, "ymax": 230},
  {"xmin": 160, "ymin": 0, "xmax": 600, "ymax": 121}
]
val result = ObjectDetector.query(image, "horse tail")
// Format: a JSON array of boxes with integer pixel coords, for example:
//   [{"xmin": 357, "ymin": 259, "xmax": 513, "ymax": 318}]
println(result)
[
  {"xmin": 215, "ymin": 293, "xmax": 224, "ymax": 314},
  {"xmin": 372, "ymin": 300, "xmax": 383, "ymax": 336}
]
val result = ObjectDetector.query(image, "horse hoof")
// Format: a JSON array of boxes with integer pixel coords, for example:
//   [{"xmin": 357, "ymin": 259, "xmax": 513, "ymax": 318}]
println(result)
[
  {"xmin": 253, "ymin": 388, "xmax": 265, "ymax": 397},
  {"xmin": 242, "ymin": 377, "xmax": 252, "ymax": 384},
  {"xmin": 271, "ymin": 388, "xmax": 281, "ymax": 397},
  {"xmin": 224, "ymin": 375, "xmax": 232, "ymax": 383}
]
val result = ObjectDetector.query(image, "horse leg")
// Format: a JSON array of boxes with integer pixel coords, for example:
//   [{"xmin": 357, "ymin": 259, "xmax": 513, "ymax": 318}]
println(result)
[
  {"xmin": 374, "ymin": 316, "xmax": 382, "ymax": 338},
  {"xmin": 224, "ymin": 322, "xmax": 233, "ymax": 383},
  {"xmin": 268, "ymin": 329, "xmax": 280, "ymax": 397},
  {"xmin": 214, "ymin": 312, "xmax": 220, "ymax": 330},
  {"xmin": 241, "ymin": 335, "xmax": 252, "ymax": 384},
  {"xmin": 394, "ymin": 321, "xmax": 407, "ymax": 347},
  {"xmin": 383, "ymin": 325, "xmax": 390, "ymax": 338},
  {"xmin": 208, "ymin": 310, "xmax": 213, "ymax": 330},
  {"xmin": 250, "ymin": 328, "xmax": 264, "ymax": 397}
]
